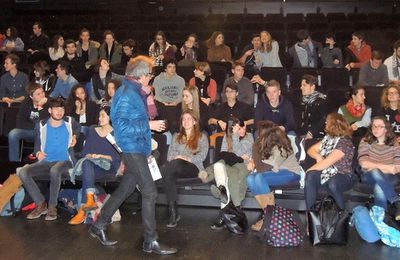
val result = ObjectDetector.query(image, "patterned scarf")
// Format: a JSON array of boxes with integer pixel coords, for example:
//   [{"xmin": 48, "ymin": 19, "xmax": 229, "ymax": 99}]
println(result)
[
  {"xmin": 345, "ymin": 99, "xmax": 366, "ymax": 118},
  {"xmin": 320, "ymin": 135, "xmax": 340, "ymax": 184},
  {"xmin": 391, "ymin": 53, "xmax": 400, "ymax": 79},
  {"xmin": 141, "ymin": 85, "xmax": 158, "ymax": 120},
  {"xmin": 302, "ymin": 91, "xmax": 326, "ymax": 105}
]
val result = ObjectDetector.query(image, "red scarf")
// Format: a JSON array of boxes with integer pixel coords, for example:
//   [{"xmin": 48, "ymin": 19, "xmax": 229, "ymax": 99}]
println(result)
[{"xmin": 345, "ymin": 99, "xmax": 366, "ymax": 118}]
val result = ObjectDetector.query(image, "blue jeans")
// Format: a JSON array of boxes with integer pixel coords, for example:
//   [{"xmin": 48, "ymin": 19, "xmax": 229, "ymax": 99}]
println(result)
[
  {"xmin": 93, "ymin": 153, "xmax": 158, "ymax": 242},
  {"xmin": 361, "ymin": 168, "xmax": 400, "ymax": 209},
  {"xmin": 247, "ymin": 169, "xmax": 300, "ymax": 195},
  {"xmin": 8, "ymin": 128, "xmax": 35, "ymax": 162},
  {"xmin": 80, "ymin": 160, "xmax": 115, "ymax": 203},
  {"xmin": 304, "ymin": 170, "xmax": 354, "ymax": 209}
]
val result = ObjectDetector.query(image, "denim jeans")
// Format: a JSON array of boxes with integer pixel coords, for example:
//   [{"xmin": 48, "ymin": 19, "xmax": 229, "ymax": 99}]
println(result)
[
  {"xmin": 304, "ymin": 170, "xmax": 354, "ymax": 209},
  {"xmin": 247, "ymin": 169, "xmax": 300, "ymax": 195},
  {"xmin": 80, "ymin": 160, "xmax": 115, "ymax": 203},
  {"xmin": 18, "ymin": 160, "xmax": 72, "ymax": 207},
  {"xmin": 8, "ymin": 128, "xmax": 35, "ymax": 162},
  {"xmin": 94, "ymin": 153, "xmax": 158, "ymax": 242},
  {"xmin": 361, "ymin": 168, "xmax": 400, "ymax": 209}
]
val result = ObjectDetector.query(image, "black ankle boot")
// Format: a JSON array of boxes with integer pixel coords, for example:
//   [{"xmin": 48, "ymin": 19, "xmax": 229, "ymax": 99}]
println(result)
[
  {"xmin": 166, "ymin": 201, "xmax": 180, "ymax": 228},
  {"xmin": 210, "ymin": 184, "xmax": 228, "ymax": 204}
]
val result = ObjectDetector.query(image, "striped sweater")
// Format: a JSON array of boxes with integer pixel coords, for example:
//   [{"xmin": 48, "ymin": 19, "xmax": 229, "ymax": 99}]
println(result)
[{"xmin": 358, "ymin": 140, "xmax": 400, "ymax": 167}]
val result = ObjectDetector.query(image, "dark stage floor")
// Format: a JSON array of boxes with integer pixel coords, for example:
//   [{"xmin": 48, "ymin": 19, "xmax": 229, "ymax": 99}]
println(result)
[{"xmin": 0, "ymin": 204, "xmax": 398, "ymax": 260}]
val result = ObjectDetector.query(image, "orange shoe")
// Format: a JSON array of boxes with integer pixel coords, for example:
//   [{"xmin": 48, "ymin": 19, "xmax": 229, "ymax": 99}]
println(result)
[
  {"xmin": 82, "ymin": 193, "xmax": 98, "ymax": 212},
  {"xmin": 69, "ymin": 208, "xmax": 86, "ymax": 225}
]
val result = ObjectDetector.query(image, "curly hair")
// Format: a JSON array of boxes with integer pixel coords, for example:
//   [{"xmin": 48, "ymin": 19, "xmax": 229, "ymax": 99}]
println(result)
[
  {"xmin": 324, "ymin": 112, "xmax": 353, "ymax": 137},
  {"xmin": 256, "ymin": 125, "xmax": 293, "ymax": 160},
  {"xmin": 363, "ymin": 116, "xmax": 396, "ymax": 146},
  {"xmin": 176, "ymin": 110, "xmax": 202, "ymax": 152},
  {"xmin": 65, "ymin": 84, "xmax": 89, "ymax": 115},
  {"xmin": 381, "ymin": 83, "xmax": 400, "ymax": 109}
]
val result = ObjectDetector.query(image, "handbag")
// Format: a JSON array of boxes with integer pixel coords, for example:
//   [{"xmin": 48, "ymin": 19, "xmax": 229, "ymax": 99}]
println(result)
[
  {"xmin": 307, "ymin": 196, "xmax": 350, "ymax": 245},
  {"xmin": 256, "ymin": 205, "xmax": 303, "ymax": 247}
]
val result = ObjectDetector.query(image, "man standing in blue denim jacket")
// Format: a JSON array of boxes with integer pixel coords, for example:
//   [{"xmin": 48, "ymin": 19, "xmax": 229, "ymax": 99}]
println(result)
[{"xmin": 89, "ymin": 56, "xmax": 177, "ymax": 255}]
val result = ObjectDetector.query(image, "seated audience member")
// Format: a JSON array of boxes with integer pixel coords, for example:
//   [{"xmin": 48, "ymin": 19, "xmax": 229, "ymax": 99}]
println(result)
[
  {"xmin": 76, "ymin": 28, "xmax": 100, "ymax": 69},
  {"xmin": 255, "ymin": 30, "xmax": 282, "ymax": 68},
  {"xmin": 8, "ymin": 83, "xmax": 48, "ymax": 162},
  {"xmin": 176, "ymin": 85, "xmax": 211, "ymax": 133},
  {"xmin": 0, "ymin": 54, "xmax": 29, "ymax": 106},
  {"xmin": 66, "ymin": 84, "xmax": 99, "ymax": 136},
  {"xmin": 61, "ymin": 39, "xmax": 89, "ymax": 83},
  {"xmin": 0, "ymin": 26, "xmax": 24, "ymax": 52},
  {"xmin": 33, "ymin": 60, "xmax": 56, "ymax": 95},
  {"xmin": 153, "ymin": 59, "xmax": 185, "ymax": 106},
  {"xmin": 91, "ymin": 58, "xmax": 123, "ymax": 102},
  {"xmin": 384, "ymin": 40, "xmax": 400, "ymax": 84},
  {"xmin": 252, "ymin": 78, "xmax": 296, "ymax": 134},
  {"xmin": 98, "ymin": 79, "xmax": 121, "ymax": 106},
  {"xmin": 50, "ymin": 60, "xmax": 79, "ymax": 99},
  {"xmin": 208, "ymin": 83, "xmax": 254, "ymax": 132},
  {"xmin": 19, "ymin": 98, "xmax": 80, "ymax": 221},
  {"xmin": 296, "ymin": 74, "xmax": 327, "ymax": 139},
  {"xmin": 288, "ymin": 29, "xmax": 322, "ymax": 68},
  {"xmin": 247, "ymin": 123, "xmax": 301, "ymax": 231},
  {"xmin": 305, "ymin": 112, "xmax": 355, "ymax": 209},
  {"xmin": 189, "ymin": 61, "xmax": 217, "ymax": 105},
  {"xmin": 238, "ymin": 33, "xmax": 261, "ymax": 73},
  {"xmin": 149, "ymin": 31, "xmax": 175, "ymax": 67},
  {"xmin": 358, "ymin": 50, "xmax": 389, "ymax": 87},
  {"xmin": 222, "ymin": 61, "xmax": 255, "ymax": 106},
  {"xmin": 26, "ymin": 22, "xmax": 50, "ymax": 64},
  {"xmin": 338, "ymin": 86, "xmax": 371, "ymax": 142},
  {"xmin": 99, "ymin": 30, "xmax": 122, "ymax": 67},
  {"xmin": 121, "ymin": 39, "xmax": 139, "ymax": 67},
  {"xmin": 206, "ymin": 118, "xmax": 253, "ymax": 230},
  {"xmin": 379, "ymin": 84, "xmax": 400, "ymax": 135},
  {"xmin": 206, "ymin": 31, "xmax": 232, "ymax": 62},
  {"xmin": 321, "ymin": 33, "xmax": 343, "ymax": 68},
  {"xmin": 344, "ymin": 31, "xmax": 372, "ymax": 71},
  {"xmin": 160, "ymin": 110, "xmax": 209, "ymax": 227},
  {"xmin": 69, "ymin": 106, "xmax": 121, "ymax": 224},
  {"xmin": 48, "ymin": 35, "xmax": 65, "ymax": 62},
  {"xmin": 177, "ymin": 33, "xmax": 200, "ymax": 66},
  {"xmin": 358, "ymin": 116, "xmax": 400, "ymax": 220}
]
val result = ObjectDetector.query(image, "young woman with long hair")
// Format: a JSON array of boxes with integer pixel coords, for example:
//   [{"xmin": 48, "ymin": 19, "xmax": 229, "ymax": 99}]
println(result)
[
  {"xmin": 149, "ymin": 31, "xmax": 175, "ymax": 67},
  {"xmin": 48, "ymin": 34, "xmax": 65, "ymax": 61},
  {"xmin": 206, "ymin": 31, "xmax": 232, "ymax": 62},
  {"xmin": 379, "ymin": 83, "xmax": 400, "ymax": 136},
  {"xmin": 358, "ymin": 116, "xmax": 400, "ymax": 220},
  {"xmin": 254, "ymin": 30, "xmax": 282, "ymax": 68},
  {"xmin": 160, "ymin": 110, "xmax": 209, "ymax": 227}
]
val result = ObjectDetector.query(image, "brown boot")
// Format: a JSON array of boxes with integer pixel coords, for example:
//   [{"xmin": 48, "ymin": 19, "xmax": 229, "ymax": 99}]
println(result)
[
  {"xmin": 82, "ymin": 193, "xmax": 98, "ymax": 212},
  {"xmin": 69, "ymin": 208, "xmax": 86, "ymax": 225},
  {"xmin": 254, "ymin": 192, "xmax": 275, "ymax": 209}
]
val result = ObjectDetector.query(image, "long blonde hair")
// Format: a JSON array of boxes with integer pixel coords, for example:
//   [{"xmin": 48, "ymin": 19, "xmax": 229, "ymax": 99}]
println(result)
[
  {"xmin": 182, "ymin": 85, "xmax": 200, "ymax": 119},
  {"xmin": 260, "ymin": 30, "xmax": 273, "ymax": 53}
]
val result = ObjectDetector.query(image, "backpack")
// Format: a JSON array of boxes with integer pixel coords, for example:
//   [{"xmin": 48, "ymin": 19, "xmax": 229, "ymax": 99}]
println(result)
[
  {"xmin": 350, "ymin": 205, "xmax": 381, "ymax": 243},
  {"xmin": 257, "ymin": 205, "xmax": 304, "ymax": 247}
]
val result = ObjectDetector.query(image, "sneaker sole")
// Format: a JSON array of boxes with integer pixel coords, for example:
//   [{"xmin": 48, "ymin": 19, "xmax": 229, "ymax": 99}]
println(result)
[
  {"xmin": 166, "ymin": 215, "xmax": 181, "ymax": 228},
  {"xmin": 27, "ymin": 210, "xmax": 48, "ymax": 220}
]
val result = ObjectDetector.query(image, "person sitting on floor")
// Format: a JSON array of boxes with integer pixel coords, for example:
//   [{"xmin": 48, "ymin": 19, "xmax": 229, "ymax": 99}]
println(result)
[
  {"xmin": 205, "ymin": 118, "xmax": 253, "ymax": 230},
  {"xmin": 247, "ymin": 121, "xmax": 302, "ymax": 231},
  {"xmin": 18, "ymin": 98, "xmax": 80, "ymax": 221},
  {"xmin": 304, "ymin": 112, "xmax": 355, "ymax": 210},
  {"xmin": 68, "ymin": 106, "xmax": 121, "ymax": 224},
  {"xmin": 358, "ymin": 116, "xmax": 400, "ymax": 220},
  {"xmin": 8, "ymin": 83, "xmax": 49, "ymax": 162},
  {"xmin": 160, "ymin": 110, "xmax": 209, "ymax": 228}
]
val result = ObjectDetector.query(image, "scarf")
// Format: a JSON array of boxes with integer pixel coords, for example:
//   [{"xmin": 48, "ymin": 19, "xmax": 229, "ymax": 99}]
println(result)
[
  {"xmin": 194, "ymin": 76, "xmax": 211, "ymax": 98},
  {"xmin": 391, "ymin": 53, "xmax": 400, "ymax": 79},
  {"xmin": 345, "ymin": 99, "xmax": 366, "ymax": 118},
  {"xmin": 320, "ymin": 135, "xmax": 340, "ymax": 184},
  {"xmin": 140, "ymin": 85, "xmax": 158, "ymax": 120},
  {"xmin": 302, "ymin": 91, "xmax": 326, "ymax": 105}
]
